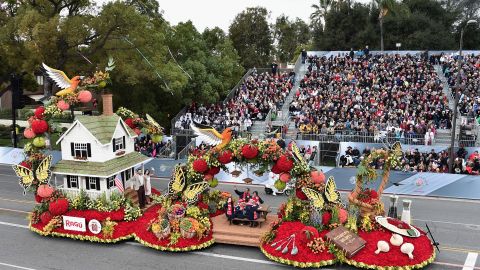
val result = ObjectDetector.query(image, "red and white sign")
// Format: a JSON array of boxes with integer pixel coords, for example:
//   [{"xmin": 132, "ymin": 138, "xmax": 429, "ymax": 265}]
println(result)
[{"xmin": 62, "ymin": 216, "xmax": 86, "ymax": 232}]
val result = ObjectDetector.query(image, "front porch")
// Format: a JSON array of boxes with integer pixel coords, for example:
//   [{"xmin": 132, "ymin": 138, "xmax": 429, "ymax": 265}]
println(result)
[{"xmin": 57, "ymin": 185, "xmax": 121, "ymax": 200}]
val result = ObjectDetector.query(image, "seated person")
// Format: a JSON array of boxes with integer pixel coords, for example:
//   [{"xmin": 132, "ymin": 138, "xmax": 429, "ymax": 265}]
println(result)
[
  {"xmin": 234, "ymin": 199, "xmax": 247, "ymax": 219},
  {"xmin": 234, "ymin": 186, "xmax": 251, "ymax": 200},
  {"xmin": 244, "ymin": 198, "xmax": 260, "ymax": 224},
  {"xmin": 251, "ymin": 191, "xmax": 264, "ymax": 205}
]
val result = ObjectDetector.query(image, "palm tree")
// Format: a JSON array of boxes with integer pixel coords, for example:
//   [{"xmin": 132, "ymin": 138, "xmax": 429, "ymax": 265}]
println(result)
[
  {"xmin": 310, "ymin": 0, "xmax": 334, "ymax": 29},
  {"xmin": 374, "ymin": 0, "xmax": 396, "ymax": 52}
]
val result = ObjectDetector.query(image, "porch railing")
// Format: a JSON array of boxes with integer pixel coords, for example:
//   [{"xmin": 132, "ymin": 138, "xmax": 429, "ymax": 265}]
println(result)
[
  {"xmin": 58, "ymin": 185, "xmax": 120, "ymax": 200},
  {"xmin": 177, "ymin": 138, "xmax": 196, "ymax": 160}
]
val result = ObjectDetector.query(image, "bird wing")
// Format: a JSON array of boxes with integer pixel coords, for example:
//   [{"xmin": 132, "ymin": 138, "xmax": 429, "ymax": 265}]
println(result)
[
  {"xmin": 190, "ymin": 122, "xmax": 223, "ymax": 146},
  {"xmin": 42, "ymin": 63, "xmax": 72, "ymax": 89}
]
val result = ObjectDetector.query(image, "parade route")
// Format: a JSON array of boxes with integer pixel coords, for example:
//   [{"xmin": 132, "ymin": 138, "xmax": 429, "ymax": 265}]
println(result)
[{"xmin": 0, "ymin": 165, "xmax": 478, "ymax": 270}]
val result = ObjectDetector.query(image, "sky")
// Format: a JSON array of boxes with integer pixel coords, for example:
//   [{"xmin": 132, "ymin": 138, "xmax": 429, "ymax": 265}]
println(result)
[{"xmin": 153, "ymin": 0, "xmax": 370, "ymax": 32}]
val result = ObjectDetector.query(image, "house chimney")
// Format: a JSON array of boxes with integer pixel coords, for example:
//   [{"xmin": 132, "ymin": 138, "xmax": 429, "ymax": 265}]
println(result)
[{"xmin": 102, "ymin": 93, "xmax": 114, "ymax": 116}]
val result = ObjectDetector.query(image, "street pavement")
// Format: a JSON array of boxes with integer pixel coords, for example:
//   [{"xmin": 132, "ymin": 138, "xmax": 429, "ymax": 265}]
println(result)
[{"xmin": 0, "ymin": 165, "xmax": 479, "ymax": 270}]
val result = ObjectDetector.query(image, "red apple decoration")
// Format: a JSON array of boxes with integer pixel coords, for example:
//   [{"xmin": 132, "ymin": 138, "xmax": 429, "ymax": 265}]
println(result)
[
  {"xmin": 78, "ymin": 90, "xmax": 92, "ymax": 103},
  {"xmin": 57, "ymin": 100, "xmax": 70, "ymax": 111},
  {"xmin": 279, "ymin": 173, "xmax": 291, "ymax": 183},
  {"xmin": 23, "ymin": 128, "xmax": 36, "ymax": 139},
  {"xmin": 37, "ymin": 184, "xmax": 55, "ymax": 198},
  {"xmin": 311, "ymin": 171, "xmax": 326, "ymax": 184}
]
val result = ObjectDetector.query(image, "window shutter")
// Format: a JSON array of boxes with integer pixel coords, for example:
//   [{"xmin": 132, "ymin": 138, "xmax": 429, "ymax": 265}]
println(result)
[
  {"xmin": 87, "ymin": 143, "xmax": 92, "ymax": 157},
  {"xmin": 122, "ymin": 136, "xmax": 126, "ymax": 149},
  {"xmin": 70, "ymin": 143, "xmax": 75, "ymax": 156},
  {"xmin": 96, "ymin": 177, "xmax": 100, "ymax": 191},
  {"xmin": 112, "ymin": 139, "xmax": 116, "ymax": 152},
  {"xmin": 85, "ymin": 177, "xmax": 90, "ymax": 190},
  {"xmin": 67, "ymin": 176, "xmax": 71, "ymax": 188}
]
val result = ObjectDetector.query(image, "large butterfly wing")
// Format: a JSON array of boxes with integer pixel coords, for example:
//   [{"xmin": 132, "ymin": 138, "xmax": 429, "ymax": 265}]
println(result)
[
  {"xmin": 391, "ymin": 141, "xmax": 402, "ymax": 157},
  {"xmin": 183, "ymin": 182, "xmax": 209, "ymax": 205},
  {"xmin": 168, "ymin": 166, "xmax": 186, "ymax": 194},
  {"xmin": 302, "ymin": 187, "xmax": 325, "ymax": 211},
  {"xmin": 35, "ymin": 155, "xmax": 52, "ymax": 184},
  {"xmin": 146, "ymin": 113, "xmax": 162, "ymax": 131},
  {"xmin": 291, "ymin": 142, "xmax": 306, "ymax": 165},
  {"xmin": 12, "ymin": 165, "xmax": 34, "ymax": 192},
  {"xmin": 324, "ymin": 176, "xmax": 341, "ymax": 204}
]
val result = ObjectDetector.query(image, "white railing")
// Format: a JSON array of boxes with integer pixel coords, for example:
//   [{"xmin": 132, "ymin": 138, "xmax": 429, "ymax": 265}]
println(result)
[{"xmin": 57, "ymin": 185, "xmax": 120, "ymax": 199}]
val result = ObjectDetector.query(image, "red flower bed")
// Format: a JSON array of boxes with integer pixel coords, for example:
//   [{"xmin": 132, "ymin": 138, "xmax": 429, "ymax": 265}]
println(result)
[
  {"xmin": 209, "ymin": 209, "xmax": 225, "ymax": 218},
  {"xmin": 133, "ymin": 205, "xmax": 214, "ymax": 250},
  {"xmin": 347, "ymin": 228, "xmax": 434, "ymax": 267},
  {"xmin": 261, "ymin": 221, "xmax": 335, "ymax": 264},
  {"xmin": 192, "ymin": 159, "xmax": 208, "ymax": 173}
]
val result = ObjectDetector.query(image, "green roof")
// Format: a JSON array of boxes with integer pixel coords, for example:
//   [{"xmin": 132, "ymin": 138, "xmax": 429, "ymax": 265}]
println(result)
[
  {"xmin": 74, "ymin": 114, "xmax": 134, "ymax": 144},
  {"xmin": 52, "ymin": 152, "xmax": 151, "ymax": 177}
]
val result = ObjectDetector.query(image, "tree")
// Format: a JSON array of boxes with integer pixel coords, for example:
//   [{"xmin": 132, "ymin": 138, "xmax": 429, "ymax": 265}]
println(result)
[
  {"xmin": 374, "ymin": 0, "xmax": 409, "ymax": 52},
  {"xmin": 274, "ymin": 15, "xmax": 310, "ymax": 63},
  {"xmin": 310, "ymin": 0, "xmax": 333, "ymax": 29},
  {"xmin": 229, "ymin": 7, "xmax": 273, "ymax": 68}
]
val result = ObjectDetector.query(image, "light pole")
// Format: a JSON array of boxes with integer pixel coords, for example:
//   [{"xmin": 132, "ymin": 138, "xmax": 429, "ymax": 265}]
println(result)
[{"xmin": 449, "ymin": 19, "xmax": 477, "ymax": 173}]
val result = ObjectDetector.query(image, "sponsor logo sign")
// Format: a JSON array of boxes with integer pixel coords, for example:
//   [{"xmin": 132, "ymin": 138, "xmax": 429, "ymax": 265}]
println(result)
[{"xmin": 62, "ymin": 216, "xmax": 86, "ymax": 232}]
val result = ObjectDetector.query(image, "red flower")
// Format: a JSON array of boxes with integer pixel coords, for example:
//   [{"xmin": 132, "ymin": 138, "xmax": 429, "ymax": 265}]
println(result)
[
  {"xmin": 271, "ymin": 164, "xmax": 282, "ymax": 174},
  {"xmin": 35, "ymin": 194, "xmax": 43, "ymax": 203},
  {"xmin": 19, "ymin": 161, "xmax": 31, "ymax": 169},
  {"xmin": 31, "ymin": 119, "xmax": 49, "ymax": 134},
  {"xmin": 49, "ymin": 198, "xmax": 69, "ymax": 216},
  {"xmin": 197, "ymin": 201, "xmax": 209, "ymax": 210},
  {"xmin": 296, "ymin": 188, "xmax": 308, "ymax": 200},
  {"xmin": 241, "ymin": 144, "xmax": 258, "ymax": 159},
  {"xmin": 322, "ymin": 212, "xmax": 332, "ymax": 225},
  {"xmin": 125, "ymin": 118, "xmax": 135, "ymax": 129},
  {"xmin": 369, "ymin": 190, "xmax": 379, "ymax": 200},
  {"xmin": 275, "ymin": 155, "xmax": 294, "ymax": 173},
  {"xmin": 40, "ymin": 211, "xmax": 52, "ymax": 224},
  {"xmin": 218, "ymin": 150, "xmax": 233, "ymax": 164},
  {"xmin": 204, "ymin": 174, "xmax": 213, "ymax": 181},
  {"xmin": 207, "ymin": 166, "xmax": 220, "ymax": 176},
  {"xmin": 192, "ymin": 159, "xmax": 208, "ymax": 173},
  {"xmin": 34, "ymin": 106, "xmax": 45, "ymax": 119}
]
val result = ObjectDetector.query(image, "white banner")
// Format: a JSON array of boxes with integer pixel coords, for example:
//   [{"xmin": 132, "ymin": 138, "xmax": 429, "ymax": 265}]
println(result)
[{"xmin": 63, "ymin": 216, "xmax": 86, "ymax": 232}]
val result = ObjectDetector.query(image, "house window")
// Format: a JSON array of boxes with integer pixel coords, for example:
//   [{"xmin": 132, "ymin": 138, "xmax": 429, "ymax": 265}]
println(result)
[
  {"xmin": 107, "ymin": 176, "xmax": 115, "ymax": 189},
  {"xmin": 85, "ymin": 177, "xmax": 100, "ymax": 191},
  {"xmin": 67, "ymin": 175, "xmax": 78, "ymax": 189},
  {"xmin": 71, "ymin": 143, "xmax": 91, "ymax": 159},
  {"xmin": 113, "ymin": 136, "xmax": 126, "ymax": 152}
]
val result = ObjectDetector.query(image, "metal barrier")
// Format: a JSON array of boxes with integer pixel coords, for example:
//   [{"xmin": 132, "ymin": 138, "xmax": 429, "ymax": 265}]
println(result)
[
  {"xmin": 157, "ymin": 141, "xmax": 176, "ymax": 159},
  {"xmin": 177, "ymin": 138, "xmax": 196, "ymax": 160},
  {"xmin": 170, "ymin": 106, "xmax": 187, "ymax": 135},
  {"xmin": 300, "ymin": 131, "xmax": 479, "ymax": 146},
  {"xmin": 223, "ymin": 69, "xmax": 254, "ymax": 102}
]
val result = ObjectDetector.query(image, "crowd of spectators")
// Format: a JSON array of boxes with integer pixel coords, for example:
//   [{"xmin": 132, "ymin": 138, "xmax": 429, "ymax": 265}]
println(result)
[
  {"xmin": 441, "ymin": 54, "xmax": 480, "ymax": 118},
  {"xmin": 174, "ymin": 69, "xmax": 294, "ymax": 132},
  {"xmin": 339, "ymin": 145, "xmax": 480, "ymax": 175},
  {"xmin": 135, "ymin": 135, "xmax": 173, "ymax": 158},
  {"xmin": 290, "ymin": 53, "xmax": 452, "ymax": 145}
]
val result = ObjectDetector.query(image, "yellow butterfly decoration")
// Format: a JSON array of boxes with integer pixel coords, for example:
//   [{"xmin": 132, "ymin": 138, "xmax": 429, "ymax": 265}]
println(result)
[
  {"xmin": 167, "ymin": 166, "xmax": 209, "ymax": 204},
  {"xmin": 12, "ymin": 155, "xmax": 52, "ymax": 194},
  {"xmin": 390, "ymin": 141, "xmax": 402, "ymax": 157},
  {"xmin": 291, "ymin": 142, "xmax": 307, "ymax": 166},
  {"xmin": 302, "ymin": 187, "xmax": 324, "ymax": 211},
  {"xmin": 145, "ymin": 113, "xmax": 163, "ymax": 133},
  {"xmin": 324, "ymin": 176, "xmax": 342, "ymax": 205}
]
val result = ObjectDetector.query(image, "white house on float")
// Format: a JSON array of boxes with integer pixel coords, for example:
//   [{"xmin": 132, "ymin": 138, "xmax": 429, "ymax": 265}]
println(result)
[{"xmin": 52, "ymin": 114, "xmax": 151, "ymax": 199}]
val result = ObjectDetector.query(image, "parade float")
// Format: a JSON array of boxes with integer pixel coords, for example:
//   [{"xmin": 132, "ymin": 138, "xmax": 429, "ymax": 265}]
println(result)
[{"xmin": 12, "ymin": 61, "xmax": 436, "ymax": 268}]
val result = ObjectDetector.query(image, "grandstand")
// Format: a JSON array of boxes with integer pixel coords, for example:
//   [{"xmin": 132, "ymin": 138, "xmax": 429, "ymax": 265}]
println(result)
[{"xmin": 169, "ymin": 50, "xmax": 480, "ymax": 174}]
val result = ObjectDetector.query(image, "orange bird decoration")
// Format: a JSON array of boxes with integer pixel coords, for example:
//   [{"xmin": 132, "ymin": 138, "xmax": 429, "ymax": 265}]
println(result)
[
  {"xmin": 42, "ymin": 63, "xmax": 83, "ymax": 97},
  {"xmin": 190, "ymin": 122, "xmax": 232, "ymax": 150}
]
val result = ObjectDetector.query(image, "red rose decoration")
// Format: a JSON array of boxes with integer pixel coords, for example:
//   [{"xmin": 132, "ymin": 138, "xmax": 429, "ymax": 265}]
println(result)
[
  {"xmin": 218, "ymin": 150, "xmax": 233, "ymax": 164},
  {"xmin": 19, "ymin": 161, "xmax": 31, "ymax": 169},
  {"xmin": 322, "ymin": 211, "xmax": 332, "ymax": 225},
  {"xmin": 296, "ymin": 188, "xmax": 308, "ymax": 200},
  {"xmin": 370, "ymin": 189, "xmax": 379, "ymax": 200},
  {"xmin": 40, "ymin": 211, "xmax": 52, "ymax": 224},
  {"xmin": 192, "ymin": 159, "xmax": 208, "ymax": 173},
  {"xmin": 34, "ymin": 106, "xmax": 45, "ymax": 119},
  {"xmin": 49, "ymin": 198, "xmax": 69, "ymax": 216},
  {"xmin": 125, "ymin": 118, "xmax": 135, "ymax": 129},
  {"xmin": 271, "ymin": 164, "xmax": 282, "ymax": 174},
  {"xmin": 241, "ymin": 144, "xmax": 258, "ymax": 159},
  {"xmin": 35, "ymin": 194, "xmax": 43, "ymax": 203},
  {"xmin": 207, "ymin": 166, "xmax": 220, "ymax": 176},
  {"xmin": 31, "ymin": 119, "xmax": 49, "ymax": 134},
  {"xmin": 275, "ymin": 155, "xmax": 293, "ymax": 173}
]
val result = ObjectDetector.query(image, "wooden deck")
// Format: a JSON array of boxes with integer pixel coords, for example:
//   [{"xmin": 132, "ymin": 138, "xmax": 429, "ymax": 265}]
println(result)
[{"xmin": 211, "ymin": 214, "xmax": 277, "ymax": 247}]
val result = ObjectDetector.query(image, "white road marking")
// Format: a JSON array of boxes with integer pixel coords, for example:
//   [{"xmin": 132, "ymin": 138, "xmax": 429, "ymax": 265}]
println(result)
[
  {"xmin": 0, "ymin": 221, "xmax": 29, "ymax": 229},
  {"xmin": 463, "ymin": 252, "xmax": 478, "ymax": 270},
  {"xmin": 0, "ymin": 208, "xmax": 30, "ymax": 214},
  {"xmin": 0, "ymin": 262, "xmax": 37, "ymax": 270},
  {"xmin": 414, "ymin": 219, "xmax": 480, "ymax": 228}
]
